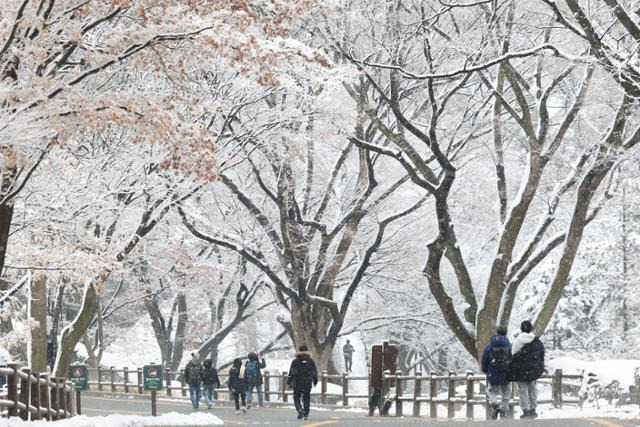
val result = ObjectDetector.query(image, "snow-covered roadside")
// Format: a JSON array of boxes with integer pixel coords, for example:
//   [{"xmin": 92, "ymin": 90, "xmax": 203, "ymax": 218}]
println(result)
[{"xmin": 6, "ymin": 412, "xmax": 223, "ymax": 426}]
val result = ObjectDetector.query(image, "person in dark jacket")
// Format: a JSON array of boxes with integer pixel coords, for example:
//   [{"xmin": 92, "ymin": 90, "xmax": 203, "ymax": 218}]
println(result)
[
  {"xmin": 202, "ymin": 358, "xmax": 221, "ymax": 409},
  {"xmin": 184, "ymin": 352, "xmax": 203, "ymax": 410},
  {"xmin": 287, "ymin": 345, "xmax": 318, "ymax": 420},
  {"xmin": 481, "ymin": 326, "xmax": 512, "ymax": 420},
  {"xmin": 245, "ymin": 352, "xmax": 266, "ymax": 408},
  {"xmin": 227, "ymin": 358, "xmax": 247, "ymax": 414},
  {"xmin": 510, "ymin": 320, "xmax": 545, "ymax": 419}
]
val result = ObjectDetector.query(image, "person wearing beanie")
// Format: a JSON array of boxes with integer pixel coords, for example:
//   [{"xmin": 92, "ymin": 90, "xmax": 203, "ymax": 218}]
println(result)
[
  {"xmin": 481, "ymin": 326, "xmax": 512, "ymax": 420},
  {"xmin": 287, "ymin": 345, "xmax": 318, "ymax": 420},
  {"xmin": 510, "ymin": 320, "xmax": 545, "ymax": 419},
  {"xmin": 184, "ymin": 351, "xmax": 203, "ymax": 410}
]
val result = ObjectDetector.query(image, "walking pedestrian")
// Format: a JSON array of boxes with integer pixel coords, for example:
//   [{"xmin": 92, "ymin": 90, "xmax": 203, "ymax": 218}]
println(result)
[
  {"xmin": 202, "ymin": 358, "xmax": 221, "ymax": 409},
  {"xmin": 343, "ymin": 340, "xmax": 355, "ymax": 373},
  {"xmin": 287, "ymin": 345, "xmax": 318, "ymax": 420},
  {"xmin": 245, "ymin": 352, "xmax": 266, "ymax": 408},
  {"xmin": 228, "ymin": 358, "xmax": 247, "ymax": 414},
  {"xmin": 481, "ymin": 326, "xmax": 512, "ymax": 420},
  {"xmin": 510, "ymin": 320, "xmax": 545, "ymax": 419},
  {"xmin": 184, "ymin": 352, "xmax": 203, "ymax": 410}
]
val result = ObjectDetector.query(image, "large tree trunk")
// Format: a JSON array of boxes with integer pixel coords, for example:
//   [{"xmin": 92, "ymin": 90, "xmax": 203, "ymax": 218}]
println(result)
[
  {"xmin": 170, "ymin": 292, "xmax": 187, "ymax": 371},
  {"xmin": 53, "ymin": 277, "xmax": 101, "ymax": 377},
  {"xmin": 29, "ymin": 273, "xmax": 48, "ymax": 372}
]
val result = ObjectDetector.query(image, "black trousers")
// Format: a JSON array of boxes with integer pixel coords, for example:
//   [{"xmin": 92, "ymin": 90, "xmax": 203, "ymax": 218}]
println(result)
[
  {"xmin": 233, "ymin": 392, "xmax": 246, "ymax": 410},
  {"xmin": 293, "ymin": 388, "xmax": 311, "ymax": 415}
]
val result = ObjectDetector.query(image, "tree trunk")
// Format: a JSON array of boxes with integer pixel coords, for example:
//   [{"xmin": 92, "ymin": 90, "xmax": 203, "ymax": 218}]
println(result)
[
  {"xmin": 170, "ymin": 292, "xmax": 187, "ymax": 371},
  {"xmin": 30, "ymin": 273, "xmax": 48, "ymax": 372},
  {"xmin": 0, "ymin": 202, "xmax": 14, "ymax": 279},
  {"xmin": 53, "ymin": 278, "xmax": 100, "ymax": 377}
]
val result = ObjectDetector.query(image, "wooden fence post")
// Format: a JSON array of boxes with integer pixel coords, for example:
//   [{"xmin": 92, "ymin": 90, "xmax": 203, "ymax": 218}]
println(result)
[
  {"xmin": 466, "ymin": 370, "xmax": 474, "ymax": 420},
  {"xmin": 342, "ymin": 373, "xmax": 349, "ymax": 406},
  {"xmin": 281, "ymin": 371, "xmax": 288, "ymax": 403},
  {"xmin": 68, "ymin": 388, "xmax": 74, "ymax": 417},
  {"xmin": 395, "ymin": 370, "xmax": 402, "ymax": 417},
  {"xmin": 97, "ymin": 366, "xmax": 102, "ymax": 391},
  {"xmin": 429, "ymin": 371, "xmax": 437, "ymax": 418},
  {"xmin": 40, "ymin": 373, "xmax": 51, "ymax": 421},
  {"xmin": 7, "ymin": 363, "xmax": 18, "ymax": 418},
  {"xmin": 19, "ymin": 367, "xmax": 30, "ymax": 420},
  {"xmin": 413, "ymin": 371, "xmax": 422, "ymax": 417},
  {"xmin": 59, "ymin": 379, "xmax": 67, "ymax": 419},
  {"xmin": 553, "ymin": 369, "xmax": 563, "ymax": 408},
  {"xmin": 137, "ymin": 368, "xmax": 143, "ymax": 394},
  {"xmin": 165, "ymin": 368, "xmax": 172, "ymax": 397},
  {"xmin": 447, "ymin": 371, "xmax": 455, "ymax": 419},
  {"xmin": 321, "ymin": 371, "xmax": 327, "ymax": 405},
  {"xmin": 110, "ymin": 366, "xmax": 116, "ymax": 393},
  {"xmin": 264, "ymin": 371, "xmax": 270, "ymax": 402},
  {"xmin": 123, "ymin": 367, "xmax": 129, "ymax": 393},
  {"xmin": 180, "ymin": 369, "xmax": 186, "ymax": 397},
  {"xmin": 31, "ymin": 371, "xmax": 41, "ymax": 420},
  {"xmin": 50, "ymin": 377, "xmax": 58, "ymax": 421}
]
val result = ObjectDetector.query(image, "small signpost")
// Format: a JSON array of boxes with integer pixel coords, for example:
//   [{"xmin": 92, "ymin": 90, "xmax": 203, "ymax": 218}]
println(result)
[
  {"xmin": 143, "ymin": 364, "xmax": 163, "ymax": 416},
  {"xmin": 68, "ymin": 364, "xmax": 88, "ymax": 415}
]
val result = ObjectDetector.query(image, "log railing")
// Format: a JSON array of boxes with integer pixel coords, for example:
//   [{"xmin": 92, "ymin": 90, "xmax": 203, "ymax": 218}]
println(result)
[
  {"xmin": 75, "ymin": 366, "xmax": 582, "ymax": 419},
  {"xmin": 0, "ymin": 364, "xmax": 75, "ymax": 421}
]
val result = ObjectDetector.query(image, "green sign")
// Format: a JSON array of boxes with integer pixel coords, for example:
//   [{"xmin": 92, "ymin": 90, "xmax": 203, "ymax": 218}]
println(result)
[
  {"xmin": 143, "ymin": 364, "xmax": 164, "ymax": 391},
  {"xmin": 68, "ymin": 364, "xmax": 88, "ymax": 391}
]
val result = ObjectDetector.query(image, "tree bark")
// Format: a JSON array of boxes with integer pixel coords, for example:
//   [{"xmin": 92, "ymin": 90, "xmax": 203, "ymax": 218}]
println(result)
[
  {"xmin": 30, "ymin": 273, "xmax": 48, "ymax": 372},
  {"xmin": 53, "ymin": 276, "xmax": 101, "ymax": 377},
  {"xmin": 0, "ymin": 202, "xmax": 14, "ymax": 279}
]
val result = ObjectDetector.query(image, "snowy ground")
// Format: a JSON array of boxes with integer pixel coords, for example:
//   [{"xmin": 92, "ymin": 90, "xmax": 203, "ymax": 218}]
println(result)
[{"xmin": 6, "ymin": 412, "xmax": 223, "ymax": 426}]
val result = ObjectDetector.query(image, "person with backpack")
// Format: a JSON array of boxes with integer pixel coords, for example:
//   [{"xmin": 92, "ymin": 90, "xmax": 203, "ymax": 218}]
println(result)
[
  {"xmin": 184, "ymin": 352, "xmax": 203, "ymax": 410},
  {"xmin": 510, "ymin": 320, "xmax": 545, "ymax": 419},
  {"xmin": 202, "ymin": 358, "xmax": 221, "ymax": 409},
  {"xmin": 227, "ymin": 358, "xmax": 247, "ymax": 414},
  {"xmin": 245, "ymin": 352, "xmax": 266, "ymax": 408},
  {"xmin": 481, "ymin": 326, "xmax": 512, "ymax": 420},
  {"xmin": 343, "ymin": 340, "xmax": 355, "ymax": 373},
  {"xmin": 287, "ymin": 345, "xmax": 318, "ymax": 420}
]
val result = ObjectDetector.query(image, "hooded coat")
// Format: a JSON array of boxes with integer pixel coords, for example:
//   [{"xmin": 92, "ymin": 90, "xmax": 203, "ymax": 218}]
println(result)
[
  {"xmin": 481, "ymin": 334, "xmax": 512, "ymax": 385},
  {"xmin": 509, "ymin": 332, "xmax": 545, "ymax": 382},
  {"xmin": 227, "ymin": 359, "xmax": 247, "ymax": 394},
  {"xmin": 287, "ymin": 351, "xmax": 318, "ymax": 391},
  {"xmin": 202, "ymin": 359, "xmax": 221, "ymax": 387}
]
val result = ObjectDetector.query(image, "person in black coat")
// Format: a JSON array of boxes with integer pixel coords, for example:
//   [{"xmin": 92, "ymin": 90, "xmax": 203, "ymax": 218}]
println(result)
[
  {"xmin": 202, "ymin": 358, "xmax": 221, "ymax": 409},
  {"xmin": 227, "ymin": 358, "xmax": 247, "ymax": 414},
  {"xmin": 287, "ymin": 345, "xmax": 318, "ymax": 420},
  {"xmin": 510, "ymin": 320, "xmax": 545, "ymax": 419}
]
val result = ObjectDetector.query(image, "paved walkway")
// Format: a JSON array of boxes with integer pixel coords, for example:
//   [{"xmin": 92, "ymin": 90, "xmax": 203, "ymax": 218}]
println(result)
[{"xmin": 80, "ymin": 394, "xmax": 639, "ymax": 426}]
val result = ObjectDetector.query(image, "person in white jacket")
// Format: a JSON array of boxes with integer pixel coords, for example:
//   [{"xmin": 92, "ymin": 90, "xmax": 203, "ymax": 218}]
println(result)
[{"xmin": 510, "ymin": 321, "xmax": 545, "ymax": 419}]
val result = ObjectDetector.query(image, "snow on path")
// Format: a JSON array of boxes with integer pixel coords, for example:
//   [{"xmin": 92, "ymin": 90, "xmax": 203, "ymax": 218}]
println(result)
[{"xmin": 6, "ymin": 412, "xmax": 223, "ymax": 426}]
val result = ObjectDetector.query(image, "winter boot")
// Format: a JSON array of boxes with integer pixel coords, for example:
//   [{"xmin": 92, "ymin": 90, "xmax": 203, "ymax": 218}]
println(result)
[
  {"xmin": 530, "ymin": 409, "xmax": 538, "ymax": 418},
  {"xmin": 498, "ymin": 408, "xmax": 506, "ymax": 419},
  {"xmin": 297, "ymin": 410, "xmax": 304, "ymax": 419},
  {"xmin": 491, "ymin": 403, "xmax": 500, "ymax": 420},
  {"xmin": 520, "ymin": 409, "xmax": 532, "ymax": 419}
]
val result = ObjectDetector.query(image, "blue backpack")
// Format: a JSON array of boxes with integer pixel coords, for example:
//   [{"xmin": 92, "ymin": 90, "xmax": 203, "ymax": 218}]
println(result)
[{"xmin": 245, "ymin": 360, "xmax": 259, "ymax": 379}]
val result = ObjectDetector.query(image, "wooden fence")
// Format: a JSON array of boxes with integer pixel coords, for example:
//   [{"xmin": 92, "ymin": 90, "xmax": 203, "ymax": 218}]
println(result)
[
  {"xmin": 0, "ymin": 364, "xmax": 75, "ymax": 421},
  {"xmin": 79, "ymin": 366, "xmax": 581, "ymax": 419}
]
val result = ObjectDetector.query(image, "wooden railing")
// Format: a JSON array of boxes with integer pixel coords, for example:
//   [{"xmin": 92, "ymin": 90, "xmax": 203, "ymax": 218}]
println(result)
[
  {"xmin": 0, "ymin": 364, "xmax": 75, "ymax": 421},
  {"xmin": 80, "ymin": 366, "xmax": 582, "ymax": 419}
]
